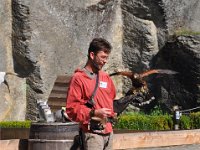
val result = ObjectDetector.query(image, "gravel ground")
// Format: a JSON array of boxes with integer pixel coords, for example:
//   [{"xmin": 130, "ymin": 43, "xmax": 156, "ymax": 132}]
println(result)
[{"xmin": 126, "ymin": 144, "xmax": 200, "ymax": 150}]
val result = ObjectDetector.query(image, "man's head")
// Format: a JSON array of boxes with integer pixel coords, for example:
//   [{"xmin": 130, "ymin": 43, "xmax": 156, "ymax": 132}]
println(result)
[
  {"xmin": 88, "ymin": 38, "xmax": 112, "ymax": 70},
  {"xmin": 88, "ymin": 38, "xmax": 112, "ymax": 55}
]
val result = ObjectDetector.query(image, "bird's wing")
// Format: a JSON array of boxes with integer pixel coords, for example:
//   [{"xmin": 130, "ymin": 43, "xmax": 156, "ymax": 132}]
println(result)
[
  {"xmin": 140, "ymin": 69, "xmax": 160, "ymax": 78},
  {"xmin": 110, "ymin": 69, "xmax": 178, "ymax": 79},
  {"xmin": 140, "ymin": 69, "xmax": 178, "ymax": 78},
  {"xmin": 110, "ymin": 71, "xmax": 134, "ymax": 78}
]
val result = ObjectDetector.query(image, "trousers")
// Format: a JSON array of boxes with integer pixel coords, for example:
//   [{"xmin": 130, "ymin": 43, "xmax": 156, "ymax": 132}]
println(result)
[{"xmin": 81, "ymin": 131, "xmax": 113, "ymax": 150}]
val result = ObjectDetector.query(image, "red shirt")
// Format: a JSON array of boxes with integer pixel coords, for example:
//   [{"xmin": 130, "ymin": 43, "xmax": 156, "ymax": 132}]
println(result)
[{"xmin": 66, "ymin": 68, "xmax": 116, "ymax": 134}]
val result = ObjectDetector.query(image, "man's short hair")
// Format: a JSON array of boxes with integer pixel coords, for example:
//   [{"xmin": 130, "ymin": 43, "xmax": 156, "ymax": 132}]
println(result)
[{"xmin": 88, "ymin": 38, "xmax": 112, "ymax": 55}]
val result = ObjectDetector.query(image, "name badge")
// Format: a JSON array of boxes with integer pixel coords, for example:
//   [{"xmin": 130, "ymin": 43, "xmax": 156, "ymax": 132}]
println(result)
[{"xmin": 99, "ymin": 81, "xmax": 107, "ymax": 88}]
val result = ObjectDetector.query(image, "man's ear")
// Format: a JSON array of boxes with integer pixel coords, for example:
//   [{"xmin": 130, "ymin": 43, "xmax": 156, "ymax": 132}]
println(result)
[{"xmin": 89, "ymin": 52, "xmax": 95, "ymax": 60}]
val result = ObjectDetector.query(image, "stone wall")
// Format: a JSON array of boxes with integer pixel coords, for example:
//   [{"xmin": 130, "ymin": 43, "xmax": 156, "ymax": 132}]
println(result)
[
  {"xmin": 0, "ymin": 0, "xmax": 199, "ymax": 120},
  {"xmin": 12, "ymin": 0, "xmax": 124, "ymax": 120},
  {"xmin": 153, "ymin": 35, "xmax": 200, "ymax": 110},
  {"xmin": 0, "ymin": 0, "xmax": 26, "ymax": 121}
]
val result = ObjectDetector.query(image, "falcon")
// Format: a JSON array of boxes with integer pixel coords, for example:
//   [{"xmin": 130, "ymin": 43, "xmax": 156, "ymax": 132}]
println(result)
[{"xmin": 110, "ymin": 69, "xmax": 177, "ymax": 96}]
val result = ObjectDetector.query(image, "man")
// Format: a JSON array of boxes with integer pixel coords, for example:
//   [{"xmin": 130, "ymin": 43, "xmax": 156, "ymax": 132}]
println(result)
[{"xmin": 66, "ymin": 38, "xmax": 116, "ymax": 150}]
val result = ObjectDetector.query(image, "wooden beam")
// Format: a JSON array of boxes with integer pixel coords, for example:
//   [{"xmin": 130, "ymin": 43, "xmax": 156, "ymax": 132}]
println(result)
[
  {"xmin": 2, "ymin": 129, "xmax": 200, "ymax": 149},
  {"xmin": 113, "ymin": 129, "xmax": 200, "ymax": 149}
]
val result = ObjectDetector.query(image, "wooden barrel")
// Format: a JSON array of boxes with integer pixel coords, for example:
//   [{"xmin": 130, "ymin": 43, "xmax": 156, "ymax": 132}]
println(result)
[{"xmin": 28, "ymin": 122, "xmax": 79, "ymax": 150}]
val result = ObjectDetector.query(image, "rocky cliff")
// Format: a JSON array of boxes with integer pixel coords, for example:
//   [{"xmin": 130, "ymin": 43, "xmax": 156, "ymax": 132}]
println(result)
[{"xmin": 0, "ymin": 0, "xmax": 199, "ymax": 120}]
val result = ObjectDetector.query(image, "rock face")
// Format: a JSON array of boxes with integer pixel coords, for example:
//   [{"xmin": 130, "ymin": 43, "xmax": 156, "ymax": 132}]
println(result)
[
  {"xmin": 120, "ymin": 0, "xmax": 200, "ymax": 111},
  {"xmin": 0, "ymin": 0, "xmax": 26, "ymax": 121},
  {"xmin": 0, "ymin": 0, "xmax": 199, "ymax": 120},
  {"xmin": 153, "ymin": 35, "xmax": 200, "ymax": 111},
  {"xmin": 162, "ymin": 0, "xmax": 200, "ymax": 33},
  {"xmin": 12, "ymin": 0, "xmax": 123, "ymax": 120},
  {"xmin": 0, "ymin": 0, "xmax": 12, "ymax": 71}
]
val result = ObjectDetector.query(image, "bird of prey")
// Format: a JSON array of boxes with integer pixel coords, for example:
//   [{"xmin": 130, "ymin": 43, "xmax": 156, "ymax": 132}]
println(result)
[{"xmin": 110, "ymin": 69, "xmax": 178, "ymax": 96}]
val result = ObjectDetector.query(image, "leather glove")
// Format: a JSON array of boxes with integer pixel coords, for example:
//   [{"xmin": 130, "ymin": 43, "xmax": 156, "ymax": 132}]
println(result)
[{"xmin": 113, "ymin": 95, "xmax": 137, "ymax": 115}]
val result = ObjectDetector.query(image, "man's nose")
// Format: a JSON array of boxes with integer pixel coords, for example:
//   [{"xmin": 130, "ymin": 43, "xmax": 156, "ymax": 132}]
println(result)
[{"xmin": 102, "ymin": 59, "xmax": 108, "ymax": 64}]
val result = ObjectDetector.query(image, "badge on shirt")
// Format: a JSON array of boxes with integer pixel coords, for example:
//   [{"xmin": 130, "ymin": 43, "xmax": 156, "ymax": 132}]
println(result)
[{"xmin": 99, "ymin": 81, "xmax": 107, "ymax": 88}]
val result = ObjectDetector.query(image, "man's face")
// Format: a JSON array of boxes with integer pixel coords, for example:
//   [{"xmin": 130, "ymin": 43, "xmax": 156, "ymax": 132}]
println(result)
[{"xmin": 91, "ymin": 50, "xmax": 110, "ymax": 70}]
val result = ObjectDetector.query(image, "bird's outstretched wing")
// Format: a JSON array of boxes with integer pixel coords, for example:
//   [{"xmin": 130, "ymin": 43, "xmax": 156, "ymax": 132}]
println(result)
[
  {"xmin": 139, "ymin": 69, "xmax": 160, "ymax": 78},
  {"xmin": 110, "ymin": 69, "xmax": 178, "ymax": 79},
  {"xmin": 110, "ymin": 69, "xmax": 177, "ymax": 111},
  {"xmin": 140, "ymin": 69, "xmax": 178, "ymax": 78},
  {"xmin": 109, "ymin": 71, "xmax": 134, "ymax": 78},
  {"xmin": 109, "ymin": 69, "xmax": 178, "ymax": 89}
]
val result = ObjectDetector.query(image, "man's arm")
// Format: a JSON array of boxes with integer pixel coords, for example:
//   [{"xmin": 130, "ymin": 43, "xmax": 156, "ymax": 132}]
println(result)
[
  {"xmin": 113, "ymin": 95, "xmax": 135, "ymax": 115},
  {"xmin": 66, "ymin": 77, "xmax": 91, "ymax": 124}
]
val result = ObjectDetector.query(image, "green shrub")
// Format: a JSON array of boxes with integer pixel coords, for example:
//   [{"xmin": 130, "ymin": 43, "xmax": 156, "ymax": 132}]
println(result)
[
  {"xmin": 115, "ymin": 113, "xmax": 148, "ymax": 130},
  {"xmin": 115, "ymin": 112, "xmax": 173, "ymax": 130},
  {"xmin": 115, "ymin": 111, "xmax": 200, "ymax": 130},
  {"xmin": 190, "ymin": 112, "xmax": 200, "ymax": 129},
  {"xmin": 149, "ymin": 105, "xmax": 165, "ymax": 116},
  {"xmin": 149, "ymin": 115, "xmax": 173, "ymax": 130},
  {"xmin": 180, "ymin": 115, "xmax": 191, "ymax": 130},
  {"xmin": 0, "ymin": 121, "xmax": 31, "ymax": 128},
  {"xmin": 174, "ymin": 29, "xmax": 200, "ymax": 36}
]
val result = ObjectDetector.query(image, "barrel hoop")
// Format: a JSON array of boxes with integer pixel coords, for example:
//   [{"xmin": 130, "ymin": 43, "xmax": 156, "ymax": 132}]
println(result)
[
  {"xmin": 30, "ymin": 125, "xmax": 79, "ymax": 132},
  {"xmin": 28, "ymin": 139, "xmax": 74, "ymax": 143}
]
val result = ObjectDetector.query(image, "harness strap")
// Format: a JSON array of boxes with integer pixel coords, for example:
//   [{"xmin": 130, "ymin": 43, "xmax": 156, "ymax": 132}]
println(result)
[{"xmin": 85, "ymin": 72, "xmax": 99, "ymax": 108}]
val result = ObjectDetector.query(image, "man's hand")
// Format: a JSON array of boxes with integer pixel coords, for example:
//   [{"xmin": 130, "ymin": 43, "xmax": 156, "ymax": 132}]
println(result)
[
  {"xmin": 113, "ymin": 95, "xmax": 135, "ymax": 115},
  {"xmin": 94, "ymin": 108, "xmax": 112, "ymax": 119}
]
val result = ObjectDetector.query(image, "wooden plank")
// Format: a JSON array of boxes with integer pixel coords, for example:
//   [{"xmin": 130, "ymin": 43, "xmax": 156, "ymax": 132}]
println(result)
[
  {"xmin": 0, "ymin": 128, "xmax": 30, "ymax": 140},
  {"xmin": 55, "ymin": 75, "xmax": 71, "ymax": 84},
  {"xmin": 51, "ymin": 86, "xmax": 68, "ymax": 94},
  {"xmin": 48, "ymin": 97, "xmax": 66, "ymax": 112},
  {"xmin": 2, "ymin": 130, "xmax": 200, "ymax": 149},
  {"xmin": 48, "ymin": 97, "xmax": 66, "ymax": 103},
  {"xmin": 47, "ymin": 75, "xmax": 71, "ymax": 112},
  {"xmin": 49, "ymin": 105, "xmax": 64, "ymax": 112},
  {"xmin": 54, "ymin": 82, "xmax": 69, "ymax": 87},
  {"xmin": 113, "ymin": 129, "xmax": 200, "ymax": 149},
  {"xmin": 48, "ymin": 100, "xmax": 66, "ymax": 107},
  {"xmin": 49, "ymin": 93, "xmax": 67, "ymax": 99},
  {"xmin": 0, "ymin": 140, "xmax": 20, "ymax": 150}
]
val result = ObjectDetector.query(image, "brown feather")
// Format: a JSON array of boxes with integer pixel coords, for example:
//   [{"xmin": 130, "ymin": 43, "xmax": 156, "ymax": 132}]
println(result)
[{"xmin": 109, "ymin": 69, "xmax": 178, "ymax": 94}]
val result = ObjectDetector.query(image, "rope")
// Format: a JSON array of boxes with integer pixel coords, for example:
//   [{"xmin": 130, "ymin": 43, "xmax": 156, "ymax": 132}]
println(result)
[{"xmin": 179, "ymin": 106, "xmax": 200, "ymax": 113}]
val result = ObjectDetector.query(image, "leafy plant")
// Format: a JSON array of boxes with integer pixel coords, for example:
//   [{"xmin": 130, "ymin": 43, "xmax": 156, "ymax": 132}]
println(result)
[
  {"xmin": 0, "ymin": 121, "xmax": 31, "ymax": 128},
  {"xmin": 174, "ymin": 28, "xmax": 200, "ymax": 36},
  {"xmin": 115, "ymin": 110, "xmax": 200, "ymax": 131},
  {"xmin": 149, "ymin": 105, "xmax": 165, "ymax": 116},
  {"xmin": 180, "ymin": 115, "xmax": 191, "ymax": 129},
  {"xmin": 190, "ymin": 112, "xmax": 200, "ymax": 129},
  {"xmin": 115, "ymin": 112, "xmax": 173, "ymax": 130}
]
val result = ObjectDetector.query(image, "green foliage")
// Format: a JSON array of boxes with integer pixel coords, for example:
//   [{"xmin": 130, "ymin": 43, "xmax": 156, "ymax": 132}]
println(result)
[
  {"xmin": 115, "ymin": 111, "xmax": 200, "ymax": 130},
  {"xmin": 149, "ymin": 105, "xmax": 165, "ymax": 116},
  {"xmin": 115, "ymin": 112, "xmax": 173, "ymax": 130},
  {"xmin": 150, "ymin": 115, "xmax": 173, "ymax": 130},
  {"xmin": 0, "ymin": 121, "xmax": 31, "ymax": 128},
  {"xmin": 179, "ymin": 112, "xmax": 200, "ymax": 130},
  {"xmin": 179, "ymin": 115, "xmax": 191, "ymax": 130},
  {"xmin": 190, "ymin": 112, "xmax": 200, "ymax": 129},
  {"xmin": 175, "ymin": 28, "xmax": 200, "ymax": 36}
]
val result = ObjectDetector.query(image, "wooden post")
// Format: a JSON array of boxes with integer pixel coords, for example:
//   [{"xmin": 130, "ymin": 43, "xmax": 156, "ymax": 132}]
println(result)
[{"xmin": 173, "ymin": 105, "xmax": 180, "ymax": 130}]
